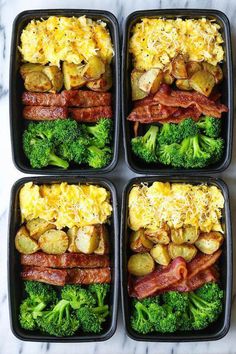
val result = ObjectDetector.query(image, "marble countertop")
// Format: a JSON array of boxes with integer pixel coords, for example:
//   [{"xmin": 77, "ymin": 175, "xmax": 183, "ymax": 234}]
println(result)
[{"xmin": 0, "ymin": 0, "xmax": 236, "ymax": 353}]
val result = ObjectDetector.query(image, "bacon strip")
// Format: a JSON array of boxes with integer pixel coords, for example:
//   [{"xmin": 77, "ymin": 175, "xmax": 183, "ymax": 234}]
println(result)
[
  {"xmin": 21, "ymin": 266, "xmax": 67, "ymax": 286},
  {"xmin": 187, "ymin": 250, "xmax": 222, "ymax": 279},
  {"xmin": 133, "ymin": 257, "xmax": 187, "ymax": 299},
  {"xmin": 21, "ymin": 252, "xmax": 110, "ymax": 269},
  {"xmin": 67, "ymin": 268, "xmax": 111, "ymax": 284},
  {"xmin": 154, "ymin": 84, "xmax": 228, "ymax": 118},
  {"xmin": 69, "ymin": 106, "xmax": 112, "ymax": 122},
  {"xmin": 23, "ymin": 106, "xmax": 68, "ymax": 120}
]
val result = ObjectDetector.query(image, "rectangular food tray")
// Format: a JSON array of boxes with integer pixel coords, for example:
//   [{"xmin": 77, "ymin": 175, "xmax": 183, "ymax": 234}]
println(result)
[
  {"xmin": 121, "ymin": 176, "xmax": 232, "ymax": 342},
  {"xmin": 9, "ymin": 9, "xmax": 120, "ymax": 174},
  {"xmin": 8, "ymin": 176, "xmax": 119, "ymax": 342},
  {"xmin": 122, "ymin": 9, "xmax": 234, "ymax": 174}
]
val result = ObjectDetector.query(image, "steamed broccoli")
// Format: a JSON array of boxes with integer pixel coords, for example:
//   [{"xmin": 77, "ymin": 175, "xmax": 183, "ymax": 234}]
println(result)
[
  {"xmin": 197, "ymin": 116, "xmax": 222, "ymax": 138},
  {"xmin": 131, "ymin": 125, "xmax": 159, "ymax": 163},
  {"xmin": 87, "ymin": 146, "xmax": 112, "ymax": 168},
  {"xmin": 57, "ymin": 136, "xmax": 89, "ymax": 164},
  {"xmin": 199, "ymin": 135, "xmax": 224, "ymax": 163},
  {"xmin": 88, "ymin": 284, "xmax": 110, "ymax": 307},
  {"xmin": 83, "ymin": 119, "xmax": 113, "ymax": 148},
  {"xmin": 158, "ymin": 143, "xmax": 180, "ymax": 166},
  {"xmin": 195, "ymin": 283, "xmax": 224, "ymax": 303},
  {"xmin": 162, "ymin": 291, "xmax": 189, "ymax": 312},
  {"xmin": 131, "ymin": 301, "xmax": 154, "ymax": 334},
  {"xmin": 149, "ymin": 304, "xmax": 178, "ymax": 333},
  {"xmin": 178, "ymin": 118, "xmax": 199, "ymax": 139},
  {"xmin": 61, "ymin": 285, "xmax": 96, "ymax": 310},
  {"xmin": 157, "ymin": 123, "xmax": 180, "ymax": 145},
  {"xmin": 184, "ymin": 135, "xmax": 211, "ymax": 168},
  {"xmin": 77, "ymin": 305, "xmax": 109, "ymax": 333},
  {"xmin": 37, "ymin": 299, "xmax": 80, "ymax": 337}
]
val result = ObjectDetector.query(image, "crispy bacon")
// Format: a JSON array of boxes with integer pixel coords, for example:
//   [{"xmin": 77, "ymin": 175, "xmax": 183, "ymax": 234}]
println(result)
[
  {"xmin": 187, "ymin": 250, "xmax": 222, "ymax": 279},
  {"xmin": 132, "ymin": 257, "xmax": 187, "ymax": 299},
  {"xmin": 21, "ymin": 252, "xmax": 110, "ymax": 269},
  {"xmin": 69, "ymin": 106, "xmax": 112, "ymax": 122},
  {"xmin": 154, "ymin": 84, "xmax": 228, "ymax": 118}
]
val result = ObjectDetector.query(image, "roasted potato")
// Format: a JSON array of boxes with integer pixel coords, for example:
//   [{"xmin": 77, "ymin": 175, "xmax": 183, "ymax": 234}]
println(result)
[
  {"xmin": 130, "ymin": 229, "xmax": 154, "ymax": 253},
  {"xmin": 20, "ymin": 63, "xmax": 44, "ymax": 79},
  {"xmin": 195, "ymin": 231, "xmax": 224, "ymax": 255},
  {"xmin": 138, "ymin": 68, "xmax": 163, "ymax": 94},
  {"xmin": 67, "ymin": 226, "xmax": 80, "ymax": 253},
  {"xmin": 163, "ymin": 71, "xmax": 175, "ymax": 85},
  {"xmin": 171, "ymin": 54, "xmax": 188, "ymax": 79},
  {"xmin": 176, "ymin": 79, "xmax": 192, "ymax": 90},
  {"xmin": 38, "ymin": 230, "xmax": 68, "ymax": 254},
  {"xmin": 43, "ymin": 66, "xmax": 63, "ymax": 93},
  {"xmin": 189, "ymin": 70, "xmax": 215, "ymax": 97},
  {"xmin": 168, "ymin": 243, "xmax": 197, "ymax": 262},
  {"xmin": 15, "ymin": 226, "xmax": 39, "ymax": 254},
  {"xmin": 24, "ymin": 71, "xmax": 52, "ymax": 92},
  {"xmin": 186, "ymin": 61, "xmax": 203, "ymax": 77},
  {"xmin": 145, "ymin": 225, "xmax": 170, "ymax": 245},
  {"xmin": 63, "ymin": 61, "xmax": 87, "ymax": 90},
  {"xmin": 26, "ymin": 218, "xmax": 56, "ymax": 240},
  {"xmin": 202, "ymin": 62, "xmax": 223, "ymax": 84},
  {"xmin": 94, "ymin": 225, "xmax": 110, "ymax": 255},
  {"xmin": 128, "ymin": 253, "xmax": 155, "ymax": 276},
  {"xmin": 150, "ymin": 244, "xmax": 171, "ymax": 266},
  {"xmin": 86, "ymin": 64, "xmax": 112, "ymax": 92},
  {"xmin": 131, "ymin": 69, "xmax": 148, "ymax": 101},
  {"xmin": 171, "ymin": 226, "xmax": 199, "ymax": 245},
  {"xmin": 75, "ymin": 225, "xmax": 100, "ymax": 254},
  {"xmin": 83, "ymin": 56, "xmax": 105, "ymax": 80}
]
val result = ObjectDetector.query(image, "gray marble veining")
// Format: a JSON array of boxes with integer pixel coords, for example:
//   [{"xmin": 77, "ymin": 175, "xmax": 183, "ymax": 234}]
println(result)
[{"xmin": 0, "ymin": 0, "xmax": 236, "ymax": 353}]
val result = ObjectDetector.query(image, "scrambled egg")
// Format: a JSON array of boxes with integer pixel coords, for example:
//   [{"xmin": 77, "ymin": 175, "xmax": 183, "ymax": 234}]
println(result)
[
  {"xmin": 20, "ymin": 182, "xmax": 112, "ymax": 229},
  {"xmin": 19, "ymin": 16, "xmax": 114, "ymax": 66},
  {"xmin": 128, "ymin": 182, "xmax": 224, "ymax": 232},
  {"xmin": 129, "ymin": 18, "xmax": 224, "ymax": 70}
]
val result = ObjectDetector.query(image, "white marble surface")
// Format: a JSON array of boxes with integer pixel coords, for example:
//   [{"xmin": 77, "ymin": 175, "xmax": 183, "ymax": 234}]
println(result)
[{"xmin": 0, "ymin": 0, "xmax": 236, "ymax": 353}]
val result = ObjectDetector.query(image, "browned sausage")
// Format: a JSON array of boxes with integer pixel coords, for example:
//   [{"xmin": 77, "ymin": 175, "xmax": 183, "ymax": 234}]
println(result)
[
  {"xmin": 69, "ymin": 106, "xmax": 112, "ymax": 122},
  {"xmin": 21, "ymin": 265, "xmax": 67, "ymax": 286},
  {"xmin": 23, "ymin": 106, "xmax": 68, "ymax": 120}
]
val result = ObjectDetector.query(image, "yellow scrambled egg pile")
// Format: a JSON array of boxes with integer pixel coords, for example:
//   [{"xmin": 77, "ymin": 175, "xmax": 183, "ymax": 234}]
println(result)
[
  {"xmin": 19, "ymin": 16, "xmax": 114, "ymax": 66},
  {"xmin": 128, "ymin": 182, "xmax": 224, "ymax": 232},
  {"xmin": 20, "ymin": 182, "xmax": 112, "ymax": 229},
  {"xmin": 129, "ymin": 18, "xmax": 224, "ymax": 70}
]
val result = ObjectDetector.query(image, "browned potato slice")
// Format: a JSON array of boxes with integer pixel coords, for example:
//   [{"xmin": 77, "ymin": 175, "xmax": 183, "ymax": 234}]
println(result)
[
  {"xmin": 86, "ymin": 64, "xmax": 112, "ymax": 92},
  {"xmin": 75, "ymin": 225, "xmax": 100, "ymax": 254},
  {"xmin": 138, "ymin": 68, "xmax": 163, "ymax": 94},
  {"xmin": 94, "ymin": 225, "xmax": 110, "ymax": 255},
  {"xmin": 43, "ymin": 66, "xmax": 63, "ymax": 93},
  {"xmin": 20, "ymin": 63, "xmax": 44, "ymax": 79},
  {"xmin": 128, "ymin": 253, "xmax": 155, "ymax": 276},
  {"xmin": 26, "ymin": 218, "xmax": 56, "ymax": 240},
  {"xmin": 39, "ymin": 230, "xmax": 68, "ymax": 254},
  {"xmin": 202, "ymin": 62, "xmax": 223, "ymax": 84},
  {"xmin": 15, "ymin": 226, "xmax": 39, "ymax": 254},
  {"xmin": 163, "ymin": 71, "xmax": 175, "ymax": 85},
  {"xmin": 67, "ymin": 226, "xmax": 80, "ymax": 253},
  {"xmin": 130, "ymin": 229, "xmax": 149, "ymax": 253},
  {"xmin": 131, "ymin": 69, "xmax": 148, "ymax": 101},
  {"xmin": 186, "ymin": 61, "xmax": 203, "ymax": 77},
  {"xmin": 24, "ymin": 71, "xmax": 52, "ymax": 92},
  {"xmin": 176, "ymin": 79, "xmax": 192, "ymax": 90},
  {"xmin": 145, "ymin": 225, "xmax": 170, "ymax": 245},
  {"xmin": 83, "ymin": 56, "xmax": 105, "ymax": 80},
  {"xmin": 168, "ymin": 243, "xmax": 197, "ymax": 262},
  {"xmin": 150, "ymin": 244, "xmax": 171, "ymax": 266},
  {"xmin": 195, "ymin": 232, "xmax": 224, "ymax": 255},
  {"xmin": 171, "ymin": 54, "xmax": 188, "ymax": 79},
  {"xmin": 171, "ymin": 226, "xmax": 199, "ymax": 245},
  {"xmin": 63, "ymin": 62, "xmax": 87, "ymax": 90},
  {"xmin": 189, "ymin": 70, "xmax": 215, "ymax": 97}
]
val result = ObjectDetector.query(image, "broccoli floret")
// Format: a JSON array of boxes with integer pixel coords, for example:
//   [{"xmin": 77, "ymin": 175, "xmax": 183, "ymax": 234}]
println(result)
[
  {"xmin": 197, "ymin": 116, "xmax": 222, "ymax": 138},
  {"xmin": 184, "ymin": 135, "xmax": 211, "ymax": 168},
  {"xmin": 177, "ymin": 309, "xmax": 194, "ymax": 331},
  {"xmin": 139, "ymin": 296, "xmax": 160, "ymax": 307},
  {"xmin": 130, "ymin": 301, "xmax": 154, "ymax": 334},
  {"xmin": 83, "ymin": 119, "xmax": 113, "ymax": 148},
  {"xmin": 87, "ymin": 146, "xmax": 112, "ymax": 168},
  {"xmin": 57, "ymin": 136, "xmax": 89, "ymax": 164},
  {"xmin": 77, "ymin": 305, "xmax": 109, "ymax": 334},
  {"xmin": 148, "ymin": 304, "xmax": 178, "ymax": 333},
  {"xmin": 162, "ymin": 291, "xmax": 189, "ymax": 312},
  {"xmin": 61, "ymin": 285, "xmax": 96, "ymax": 310},
  {"xmin": 131, "ymin": 125, "xmax": 159, "ymax": 163},
  {"xmin": 37, "ymin": 299, "xmax": 80, "ymax": 337},
  {"xmin": 195, "ymin": 283, "xmax": 224, "ymax": 303},
  {"xmin": 19, "ymin": 281, "xmax": 57, "ymax": 331},
  {"xmin": 188, "ymin": 289, "xmax": 223, "ymax": 330},
  {"xmin": 88, "ymin": 284, "xmax": 110, "ymax": 307},
  {"xmin": 23, "ymin": 130, "xmax": 69, "ymax": 169},
  {"xmin": 199, "ymin": 134, "xmax": 224, "ymax": 163},
  {"xmin": 178, "ymin": 118, "xmax": 199, "ymax": 139},
  {"xmin": 158, "ymin": 143, "xmax": 180, "ymax": 166},
  {"xmin": 158, "ymin": 123, "xmax": 180, "ymax": 145}
]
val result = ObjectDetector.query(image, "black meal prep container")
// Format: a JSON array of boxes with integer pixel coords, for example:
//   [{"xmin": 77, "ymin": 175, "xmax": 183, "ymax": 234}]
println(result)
[
  {"xmin": 8, "ymin": 176, "xmax": 119, "ymax": 342},
  {"xmin": 122, "ymin": 9, "xmax": 234, "ymax": 174},
  {"xmin": 9, "ymin": 9, "xmax": 120, "ymax": 175},
  {"xmin": 121, "ymin": 176, "xmax": 232, "ymax": 342}
]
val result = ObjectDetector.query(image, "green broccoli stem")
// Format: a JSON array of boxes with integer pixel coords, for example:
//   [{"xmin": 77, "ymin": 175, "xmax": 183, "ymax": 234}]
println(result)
[
  {"xmin": 189, "ymin": 292, "xmax": 214, "ymax": 310},
  {"xmin": 145, "ymin": 126, "xmax": 159, "ymax": 148},
  {"xmin": 92, "ymin": 305, "xmax": 109, "ymax": 314},
  {"xmin": 32, "ymin": 302, "xmax": 46, "ymax": 319},
  {"xmin": 49, "ymin": 152, "xmax": 69, "ymax": 169}
]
